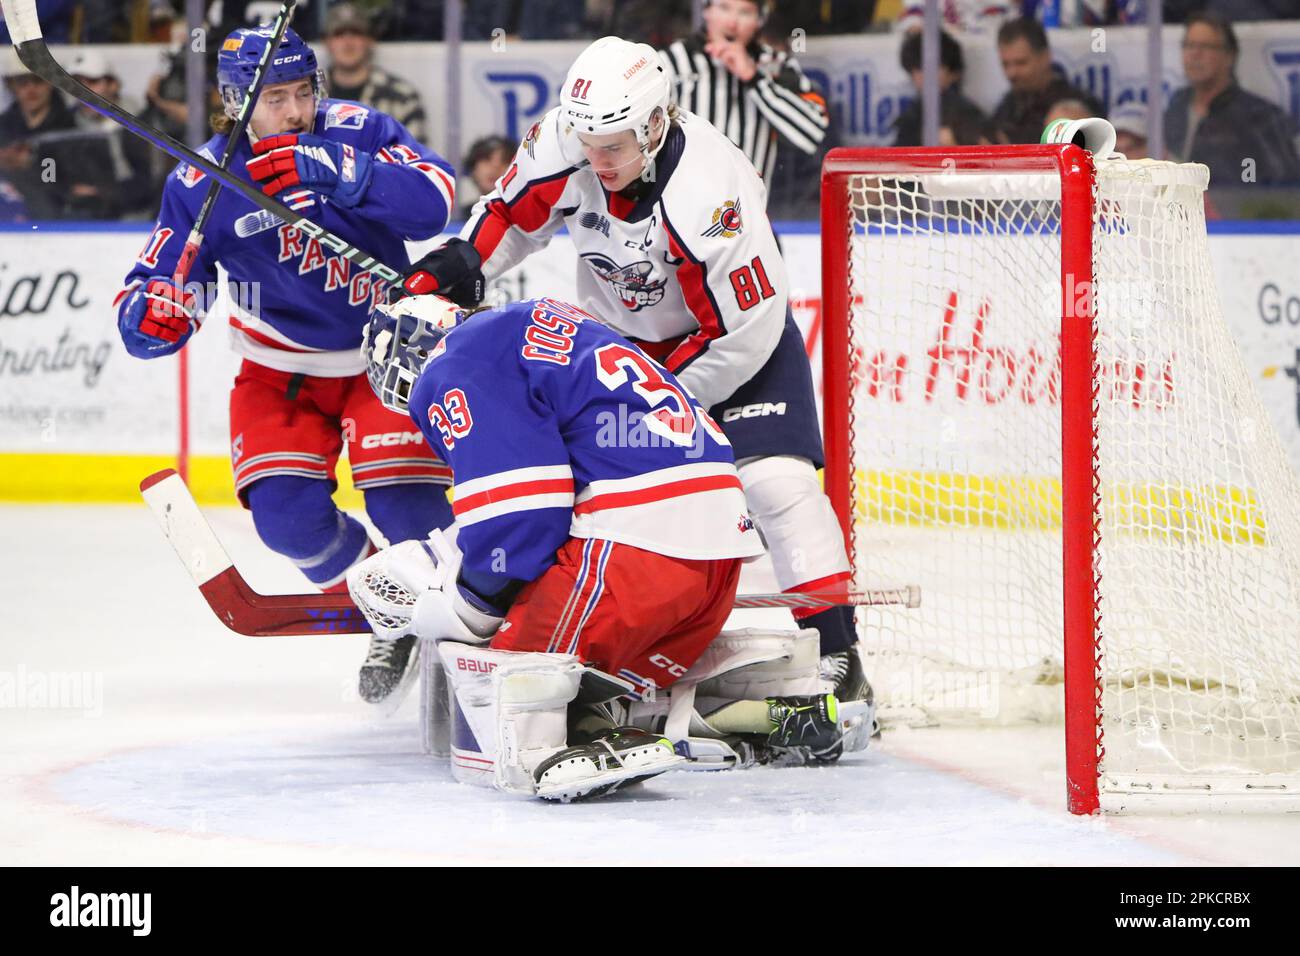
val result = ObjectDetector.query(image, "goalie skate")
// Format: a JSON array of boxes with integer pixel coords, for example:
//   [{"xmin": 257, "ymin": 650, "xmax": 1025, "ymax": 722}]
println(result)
[{"xmin": 533, "ymin": 727, "xmax": 684, "ymax": 803}]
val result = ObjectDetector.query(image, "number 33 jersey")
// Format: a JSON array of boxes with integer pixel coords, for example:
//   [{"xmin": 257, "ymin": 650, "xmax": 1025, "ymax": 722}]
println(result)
[
  {"xmin": 408, "ymin": 297, "xmax": 765, "ymax": 589},
  {"xmin": 461, "ymin": 108, "xmax": 788, "ymax": 410}
]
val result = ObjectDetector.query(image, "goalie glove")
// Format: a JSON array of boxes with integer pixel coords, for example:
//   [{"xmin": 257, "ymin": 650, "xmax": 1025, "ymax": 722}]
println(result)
[
  {"xmin": 247, "ymin": 133, "xmax": 374, "ymax": 208},
  {"xmin": 396, "ymin": 237, "xmax": 485, "ymax": 308},
  {"xmin": 346, "ymin": 530, "xmax": 502, "ymax": 643}
]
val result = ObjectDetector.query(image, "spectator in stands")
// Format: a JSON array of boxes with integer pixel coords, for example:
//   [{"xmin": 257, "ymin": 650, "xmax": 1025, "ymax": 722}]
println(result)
[
  {"xmin": 323, "ymin": 3, "xmax": 429, "ymax": 144},
  {"xmin": 0, "ymin": 50, "xmax": 74, "ymax": 218},
  {"xmin": 58, "ymin": 48, "xmax": 154, "ymax": 219},
  {"xmin": 896, "ymin": 0, "xmax": 1013, "ymax": 34},
  {"xmin": 0, "ymin": 175, "xmax": 27, "ymax": 222},
  {"xmin": 143, "ymin": 51, "xmax": 198, "ymax": 146},
  {"xmin": 1111, "ymin": 102, "xmax": 1148, "ymax": 160},
  {"xmin": 987, "ymin": 17, "xmax": 1104, "ymax": 145},
  {"xmin": 1164, "ymin": 13, "xmax": 1300, "ymax": 186},
  {"xmin": 1043, "ymin": 97, "xmax": 1093, "ymax": 125},
  {"xmin": 892, "ymin": 29, "xmax": 988, "ymax": 147},
  {"xmin": 659, "ymin": 0, "xmax": 829, "ymax": 202},
  {"xmin": 1028, "ymin": 0, "xmax": 1143, "ymax": 26},
  {"xmin": 459, "ymin": 134, "xmax": 514, "ymax": 219},
  {"xmin": 0, "ymin": 0, "xmax": 75, "ymax": 45}
]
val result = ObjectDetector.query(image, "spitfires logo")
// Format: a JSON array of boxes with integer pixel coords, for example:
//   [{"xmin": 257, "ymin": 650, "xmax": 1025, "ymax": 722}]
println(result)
[
  {"xmin": 581, "ymin": 253, "xmax": 666, "ymax": 311},
  {"xmin": 737, "ymin": 514, "xmax": 755, "ymax": 533},
  {"xmin": 521, "ymin": 120, "xmax": 542, "ymax": 159},
  {"xmin": 326, "ymin": 102, "xmax": 369, "ymax": 131},
  {"xmin": 702, "ymin": 198, "xmax": 743, "ymax": 239}
]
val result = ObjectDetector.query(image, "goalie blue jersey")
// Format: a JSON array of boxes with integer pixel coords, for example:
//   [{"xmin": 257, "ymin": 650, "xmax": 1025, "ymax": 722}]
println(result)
[
  {"xmin": 120, "ymin": 99, "xmax": 455, "ymax": 376},
  {"xmin": 409, "ymin": 297, "xmax": 764, "ymax": 590}
]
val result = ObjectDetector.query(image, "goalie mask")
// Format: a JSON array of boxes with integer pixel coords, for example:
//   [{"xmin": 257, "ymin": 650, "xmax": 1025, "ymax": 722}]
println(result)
[
  {"xmin": 559, "ymin": 36, "xmax": 674, "ymax": 177},
  {"xmin": 364, "ymin": 295, "xmax": 465, "ymax": 414}
]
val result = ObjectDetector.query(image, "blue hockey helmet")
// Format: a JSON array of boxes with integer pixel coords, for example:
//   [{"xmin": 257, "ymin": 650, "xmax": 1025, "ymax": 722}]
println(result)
[
  {"xmin": 364, "ymin": 295, "xmax": 466, "ymax": 413},
  {"xmin": 216, "ymin": 25, "xmax": 324, "ymax": 120}
]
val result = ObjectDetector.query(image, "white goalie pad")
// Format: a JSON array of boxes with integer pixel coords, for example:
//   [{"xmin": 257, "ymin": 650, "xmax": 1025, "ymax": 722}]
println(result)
[
  {"xmin": 423, "ymin": 639, "xmax": 585, "ymax": 795},
  {"xmin": 624, "ymin": 627, "xmax": 823, "ymax": 766}
]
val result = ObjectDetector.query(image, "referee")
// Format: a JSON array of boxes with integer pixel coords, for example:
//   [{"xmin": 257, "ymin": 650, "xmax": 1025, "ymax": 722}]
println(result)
[{"xmin": 658, "ymin": 0, "xmax": 829, "ymax": 195}]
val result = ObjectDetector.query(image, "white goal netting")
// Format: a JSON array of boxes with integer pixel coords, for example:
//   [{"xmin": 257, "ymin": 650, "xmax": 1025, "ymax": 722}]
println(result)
[{"xmin": 834, "ymin": 155, "xmax": 1300, "ymax": 809}]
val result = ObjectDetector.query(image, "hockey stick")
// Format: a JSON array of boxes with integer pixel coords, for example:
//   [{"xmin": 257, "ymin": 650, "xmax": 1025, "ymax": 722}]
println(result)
[
  {"xmin": 174, "ymin": 0, "xmax": 298, "ymax": 286},
  {"xmin": 140, "ymin": 469, "xmax": 921, "ymax": 637},
  {"xmin": 0, "ymin": 0, "xmax": 401, "ymax": 285}
]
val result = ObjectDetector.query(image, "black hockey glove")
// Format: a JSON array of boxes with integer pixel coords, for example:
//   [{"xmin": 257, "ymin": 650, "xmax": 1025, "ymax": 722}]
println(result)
[{"xmin": 396, "ymin": 237, "xmax": 486, "ymax": 308}]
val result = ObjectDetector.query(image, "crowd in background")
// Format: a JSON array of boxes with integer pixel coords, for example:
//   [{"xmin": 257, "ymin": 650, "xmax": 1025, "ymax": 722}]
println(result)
[{"xmin": 2, "ymin": 0, "xmax": 1300, "ymax": 223}]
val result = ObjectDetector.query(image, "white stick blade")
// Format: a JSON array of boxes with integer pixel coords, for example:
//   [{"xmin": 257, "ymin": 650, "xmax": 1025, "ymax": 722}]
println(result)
[
  {"xmin": 140, "ymin": 469, "xmax": 234, "ymax": 587},
  {"xmin": 0, "ymin": 0, "xmax": 44, "ymax": 44}
]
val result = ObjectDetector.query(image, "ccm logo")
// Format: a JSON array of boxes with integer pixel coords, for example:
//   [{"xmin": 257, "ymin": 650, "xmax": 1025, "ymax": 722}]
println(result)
[
  {"xmin": 649, "ymin": 653, "xmax": 686, "ymax": 677},
  {"xmin": 721, "ymin": 402, "xmax": 787, "ymax": 422},
  {"xmin": 360, "ymin": 431, "xmax": 425, "ymax": 449},
  {"xmin": 456, "ymin": 658, "xmax": 497, "ymax": 673}
]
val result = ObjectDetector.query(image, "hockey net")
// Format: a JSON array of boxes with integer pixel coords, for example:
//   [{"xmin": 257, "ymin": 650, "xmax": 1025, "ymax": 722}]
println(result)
[{"xmin": 821, "ymin": 146, "xmax": 1300, "ymax": 812}]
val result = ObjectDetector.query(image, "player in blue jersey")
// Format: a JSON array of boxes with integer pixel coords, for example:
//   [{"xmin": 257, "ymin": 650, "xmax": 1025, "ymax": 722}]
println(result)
[
  {"xmin": 345, "ymin": 293, "xmax": 856, "ymax": 800},
  {"xmin": 114, "ymin": 26, "xmax": 457, "ymax": 703}
]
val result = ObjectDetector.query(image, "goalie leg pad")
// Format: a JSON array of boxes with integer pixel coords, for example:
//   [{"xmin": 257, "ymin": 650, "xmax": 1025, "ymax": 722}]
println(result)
[
  {"xmin": 625, "ymin": 628, "xmax": 825, "ymax": 761},
  {"xmin": 434, "ymin": 642, "xmax": 585, "ymax": 795}
]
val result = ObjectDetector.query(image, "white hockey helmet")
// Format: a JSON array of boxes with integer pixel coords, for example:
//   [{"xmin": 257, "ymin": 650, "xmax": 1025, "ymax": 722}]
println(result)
[{"xmin": 560, "ymin": 37, "xmax": 673, "ymax": 167}]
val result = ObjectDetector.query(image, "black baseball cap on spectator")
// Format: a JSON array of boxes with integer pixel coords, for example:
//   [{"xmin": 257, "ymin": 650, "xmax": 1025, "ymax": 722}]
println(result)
[{"xmin": 900, "ymin": 30, "xmax": 964, "ymax": 75}]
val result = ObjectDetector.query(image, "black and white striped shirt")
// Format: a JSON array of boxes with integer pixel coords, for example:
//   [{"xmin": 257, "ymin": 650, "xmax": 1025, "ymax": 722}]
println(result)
[{"xmin": 658, "ymin": 33, "xmax": 829, "ymax": 187}]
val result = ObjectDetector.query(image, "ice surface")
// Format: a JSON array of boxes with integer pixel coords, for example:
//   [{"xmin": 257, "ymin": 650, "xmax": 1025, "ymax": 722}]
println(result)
[{"xmin": 2, "ymin": 505, "xmax": 1297, "ymax": 865}]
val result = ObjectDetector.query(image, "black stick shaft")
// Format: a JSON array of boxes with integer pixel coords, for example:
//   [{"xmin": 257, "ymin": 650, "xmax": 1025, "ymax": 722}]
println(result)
[{"xmin": 7, "ymin": 37, "xmax": 401, "ymax": 284}]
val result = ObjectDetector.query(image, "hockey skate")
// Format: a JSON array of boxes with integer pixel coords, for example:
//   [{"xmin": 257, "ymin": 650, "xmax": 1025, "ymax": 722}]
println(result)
[
  {"xmin": 358, "ymin": 634, "xmax": 419, "ymax": 708},
  {"xmin": 767, "ymin": 693, "xmax": 846, "ymax": 762},
  {"xmin": 819, "ymin": 643, "xmax": 880, "ymax": 757},
  {"xmin": 533, "ymin": 726, "xmax": 684, "ymax": 803}
]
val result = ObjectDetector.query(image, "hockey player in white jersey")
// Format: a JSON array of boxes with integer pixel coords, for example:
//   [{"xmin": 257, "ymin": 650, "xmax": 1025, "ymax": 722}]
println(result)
[{"xmin": 394, "ymin": 36, "xmax": 872, "ymax": 755}]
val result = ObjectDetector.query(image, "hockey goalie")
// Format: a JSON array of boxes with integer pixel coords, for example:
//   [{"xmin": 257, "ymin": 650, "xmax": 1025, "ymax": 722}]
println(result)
[{"xmin": 347, "ymin": 293, "xmax": 873, "ymax": 801}]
